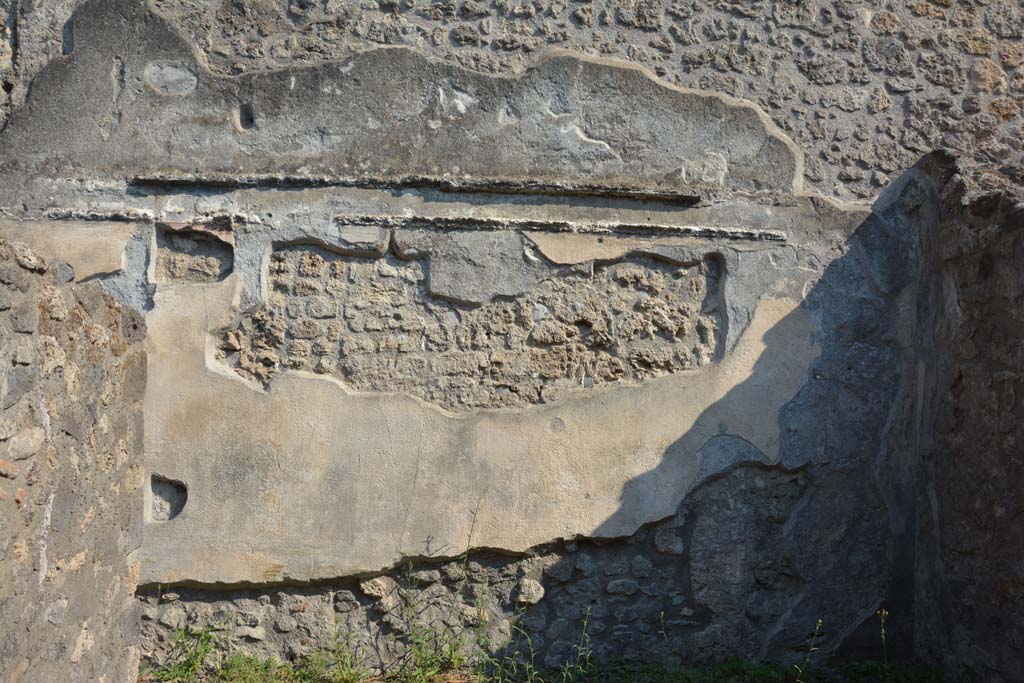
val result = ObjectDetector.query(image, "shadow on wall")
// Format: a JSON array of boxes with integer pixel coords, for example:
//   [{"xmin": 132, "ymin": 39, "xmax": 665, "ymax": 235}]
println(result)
[
  {"xmin": 128, "ymin": 159, "xmax": 1000, "ymax": 675},
  {"xmin": 913, "ymin": 161, "xmax": 1024, "ymax": 683},
  {"xmin": 564, "ymin": 155, "xmax": 951, "ymax": 665}
]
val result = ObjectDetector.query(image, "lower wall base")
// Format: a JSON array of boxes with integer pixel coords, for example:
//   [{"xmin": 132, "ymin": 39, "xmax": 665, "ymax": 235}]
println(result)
[{"xmin": 139, "ymin": 465, "xmax": 831, "ymax": 673}]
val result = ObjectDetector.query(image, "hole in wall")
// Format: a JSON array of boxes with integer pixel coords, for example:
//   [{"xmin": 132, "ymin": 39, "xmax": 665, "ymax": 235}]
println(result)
[
  {"xmin": 155, "ymin": 227, "xmax": 234, "ymax": 283},
  {"xmin": 61, "ymin": 17, "xmax": 75, "ymax": 55},
  {"xmin": 237, "ymin": 102, "xmax": 256, "ymax": 131},
  {"xmin": 150, "ymin": 475, "xmax": 187, "ymax": 522}
]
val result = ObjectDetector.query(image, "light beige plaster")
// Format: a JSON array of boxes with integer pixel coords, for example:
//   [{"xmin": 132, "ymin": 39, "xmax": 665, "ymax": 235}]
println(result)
[
  {"xmin": 0, "ymin": 221, "xmax": 133, "ymax": 279},
  {"xmin": 140, "ymin": 274, "xmax": 816, "ymax": 585}
]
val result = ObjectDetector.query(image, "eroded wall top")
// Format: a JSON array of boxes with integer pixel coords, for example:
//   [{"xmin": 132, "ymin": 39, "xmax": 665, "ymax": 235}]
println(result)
[
  {"xmin": 0, "ymin": 0, "xmax": 801, "ymax": 198},
  {"xmin": 2, "ymin": 0, "xmax": 1021, "ymax": 201}
]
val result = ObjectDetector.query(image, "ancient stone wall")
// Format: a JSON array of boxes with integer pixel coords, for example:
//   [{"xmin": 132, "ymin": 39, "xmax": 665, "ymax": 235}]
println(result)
[
  {"xmin": 0, "ymin": 236, "xmax": 146, "ymax": 683},
  {"xmin": 139, "ymin": 464, "xmax": 809, "ymax": 671},
  {"xmin": 913, "ymin": 156, "xmax": 1024, "ymax": 683},
  {"xmin": 222, "ymin": 245, "xmax": 721, "ymax": 410},
  {"xmin": 2, "ymin": 0, "xmax": 1022, "ymax": 202},
  {"xmin": 0, "ymin": 0, "xmax": 1021, "ymax": 681}
]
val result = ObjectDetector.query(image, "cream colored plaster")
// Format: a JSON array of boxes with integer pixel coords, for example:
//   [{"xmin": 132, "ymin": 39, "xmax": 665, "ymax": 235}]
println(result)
[
  {"xmin": 522, "ymin": 232, "xmax": 754, "ymax": 264},
  {"xmin": 0, "ymin": 221, "xmax": 133, "ymax": 279},
  {"xmin": 140, "ymin": 275, "xmax": 816, "ymax": 585}
]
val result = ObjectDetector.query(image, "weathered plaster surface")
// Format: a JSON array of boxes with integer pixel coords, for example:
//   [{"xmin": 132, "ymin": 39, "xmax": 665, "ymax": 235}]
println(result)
[
  {"xmin": 140, "ymin": 266, "xmax": 813, "ymax": 585},
  {"xmin": 0, "ymin": 220, "xmax": 133, "ymax": 280},
  {"xmin": 3, "ymin": 0, "xmax": 1022, "ymax": 678},
  {"xmin": 131, "ymin": 166, "xmax": 939, "ymax": 670},
  {"xmin": 0, "ymin": 0, "xmax": 800, "ymax": 198},
  {"xmin": 2, "ymin": 0, "xmax": 1021, "ymax": 202}
]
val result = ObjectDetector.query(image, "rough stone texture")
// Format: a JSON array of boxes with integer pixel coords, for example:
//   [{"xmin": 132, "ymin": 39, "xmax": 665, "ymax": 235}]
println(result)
[
  {"xmin": 0, "ymin": 0, "xmax": 801, "ymax": 199},
  {"xmin": 222, "ymin": 242, "xmax": 720, "ymax": 410},
  {"xmin": 2, "ymin": 0, "xmax": 1023, "ymax": 201},
  {"xmin": 0, "ymin": 235, "xmax": 146, "ymax": 683},
  {"xmin": 0, "ymin": 0, "xmax": 1022, "ymax": 680},
  {"xmin": 155, "ymin": 228, "xmax": 233, "ymax": 284},
  {"xmin": 913, "ymin": 156, "xmax": 1024, "ymax": 683},
  {"xmin": 139, "ymin": 464, "xmax": 809, "ymax": 675},
  {"xmin": 132, "ymin": 157, "xmax": 945, "ymax": 672}
]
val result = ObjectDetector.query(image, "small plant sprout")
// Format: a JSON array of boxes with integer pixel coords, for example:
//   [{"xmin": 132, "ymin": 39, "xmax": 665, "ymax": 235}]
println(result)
[
  {"xmin": 878, "ymin": 607, "xmax": 890, "ymax": 682},
  {"xmin": 793, "ymin": 618, "xmax": 823, "ymax": 683}
]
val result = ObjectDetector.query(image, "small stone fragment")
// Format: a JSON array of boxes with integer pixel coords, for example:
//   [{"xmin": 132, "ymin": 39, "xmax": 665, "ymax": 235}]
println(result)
[
  {"xmin": 653, "ymin": 527, "xmax": 685, "ymax": 555},
  {"xmin": 606, "ymin": 578, "xmax": 639, "ymax": 595},
  {"xmin": 39, "ymin": 285, "xmax": 68, "ymax": 321},
  {"xmin": 158, "ymin": 606, "xmax": 187, "ymax": 629},
  {"xmin": 359, "ymin": 576, "xmax": 398, "ymax": 599},
  {"xmin": 870, "ymin": 11, "xmax": 900, "ymax": 34},
  {"xmin": 0, "ymin": 417, "xmax": 18, "ymax": 440},
  {"xmin": 334, "ymin": 590, "xmax": 360, "ymax": 613},
  {"xmin": 630, "ymin": 555, "xmax": 653, "ymax": 578},
  {"xmin": 972, "ymin": 58, "xmax": 1008, "ymax": 93},
  {"xmin": 236, "ymin": 625, "xmax": 266, "ymax": 641},
  {"xmin": 13, "ymin": 243, "xmax": 46, "ymax": 272},
  {"xmin": 988, "ymin": 97, "xmax": 1020, "ymax": 121},
  {"xmin": 7, "ymin": 427, "xmax": 44, "ymax": 460},
  {"xmin": 0, "ymin": 459, "xmax": 18, "ymax": 479},
  {"xmin": 412, "ymin": 569, "xmax": 441, "ymax": 584},
  {"xmin": 867, "ymin": 87, "xmax": 893, "ymax": 113},
  {"xmin": 51, "ymin": 261, "xmax": 75, "ymax": 284},
  {"xmin": 13, "ymin": 339, "xmax": 34, "ymax": 365},
  {"xmin": 517, "ymin": 578, "xmax": 545, "ymax": 605},
  {"xmin": 10, "ymin": 302, "xmax": 39, "ymax": 334}
]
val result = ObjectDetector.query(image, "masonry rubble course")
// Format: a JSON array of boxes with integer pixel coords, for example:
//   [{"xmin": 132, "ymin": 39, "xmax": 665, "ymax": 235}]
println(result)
[
  {"xmin": 0, "ymin": 0, "xmax": 1021, "ymax": 681},
  {"xmin": 0, "ymin": 237, "xmax": 146, "ymax": 683}
]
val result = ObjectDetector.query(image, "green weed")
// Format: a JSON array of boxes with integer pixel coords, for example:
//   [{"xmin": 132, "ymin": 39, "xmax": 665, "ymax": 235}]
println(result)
[
  {"xmin": 794, "ymin": 618, "xmax": 824, "ymax": 683},
  {"xmin": 141, "ymin": 607, "xmax": 947, "ymax": 683},
  {"xmin": 144, "ymin": 628, "xmax": 218, "ymax": 683}
]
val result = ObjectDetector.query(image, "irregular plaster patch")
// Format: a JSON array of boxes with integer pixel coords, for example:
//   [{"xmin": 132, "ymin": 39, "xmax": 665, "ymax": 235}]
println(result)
[
  {"xmin": 0, "ymin": 0, "xmax": 801, "ymax": 198},
  {"xmin": 140, "ymin": 274, "xmax": 815, "ymax": 585},
  {"xmin": 0, "ymin": 221, "xmax": 133, "ymax": 279},
  {"xmin": 142, "ymin": 62, "xmax": 198, "ymax": 96}
]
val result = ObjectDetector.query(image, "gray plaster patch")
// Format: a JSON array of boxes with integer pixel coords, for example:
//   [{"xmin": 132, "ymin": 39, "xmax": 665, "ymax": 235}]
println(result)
[
  {"xmin": 142, "ymin": 62, "xmax": 197, "ymax": 96},
  {"xmin": 0, "ymin": 0, "xmax": 801, "ymax": 200}
]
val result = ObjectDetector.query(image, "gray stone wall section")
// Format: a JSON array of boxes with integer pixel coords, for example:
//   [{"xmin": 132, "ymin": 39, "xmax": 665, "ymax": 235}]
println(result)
[
  {"xmin": 136, "ymin": 162, "xmax": 943, "ymax": 672},
  {"xmin": 0, "ymin": 0, "xmax": 1020, "ymax": 679},
  {"xmin": 139, "ymin": 465, "xmax": 808, "ymax": 674},
  {"xmin": 913, "ymin": 156, "xmax": 1024, "ymax": 683},
  {"xmin": 2, "ymin": 0, "xmax": 1022, "ymax": 201},
  {"xmin": 0, "ymin": 236, "xmax": 146, "ymax": 683}
]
